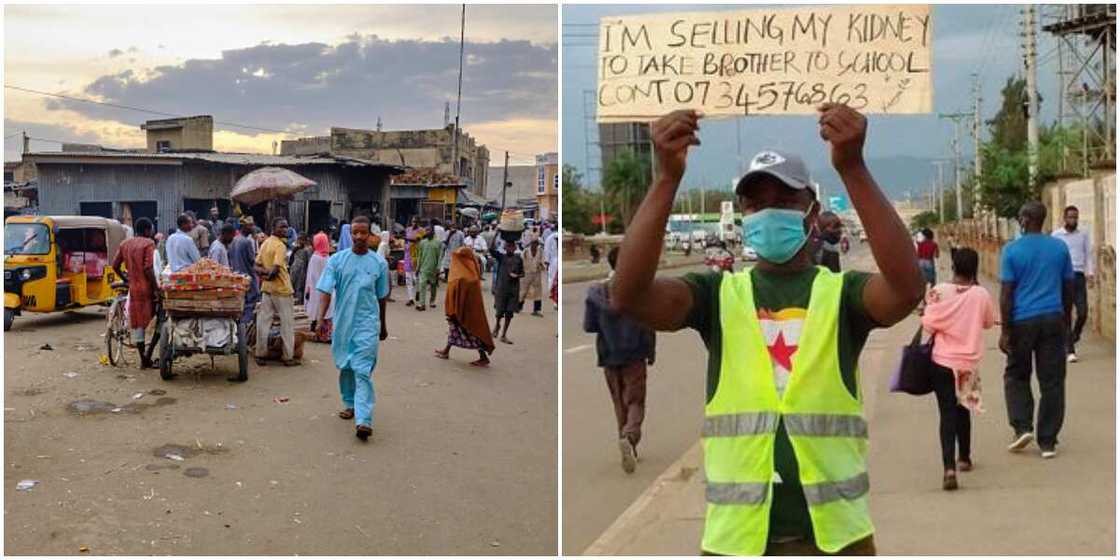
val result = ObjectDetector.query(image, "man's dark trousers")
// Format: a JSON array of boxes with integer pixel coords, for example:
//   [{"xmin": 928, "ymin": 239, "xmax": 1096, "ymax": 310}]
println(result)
[
  {"xmin": 1004, "ymin": 312, "xmax": 1067, "ymax": 448},
  {"xmin": 1068, "ymin": 272, "xmax": 1088, "ymax": 353}
]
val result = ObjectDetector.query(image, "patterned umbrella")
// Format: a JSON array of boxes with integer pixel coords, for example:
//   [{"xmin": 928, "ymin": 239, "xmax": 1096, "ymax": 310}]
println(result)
[{"xmin": 230, "ymin": 167, "xmax": 316, "ymax": 206}]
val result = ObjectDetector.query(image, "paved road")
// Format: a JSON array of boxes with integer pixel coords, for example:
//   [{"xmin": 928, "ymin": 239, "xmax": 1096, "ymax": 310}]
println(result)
[
  {"xmin": 5, "ymin": 280, "xmax": 557, "ymax": 555},
  {"xmin": 580, "ymin": 246, "xmax": 1115, "ymax": 555}
]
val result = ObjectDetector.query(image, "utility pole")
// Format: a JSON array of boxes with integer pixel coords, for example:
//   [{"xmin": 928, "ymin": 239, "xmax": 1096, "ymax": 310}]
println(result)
[
  {"xmin": 1023, "ymin": 5, "xmax": 1040, "ymax": 190},
  {"xmin": 451, "ymin": 4, "xmax": 466, "ymax": 179},
  {"xmin": 22, "ymin": 131, "xmax": 29, "ymax": 154},
  {"xmin": 500, "ymin": 150, "xmax": 509, "ymax": 210},
  {"xmin": 938, "ymin": 112, "xmax": 973, "ymax": 219},
  {"xmin": 933, "ymin": 161, "xmax": 949, "ymax": 222},
  {"xmin": 972, "ymin": 75, "xmax": 983, "ymax": 218}
]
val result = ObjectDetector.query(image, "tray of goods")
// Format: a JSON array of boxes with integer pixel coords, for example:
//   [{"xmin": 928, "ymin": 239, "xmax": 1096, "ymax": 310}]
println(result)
[
  {"xmin": 164, "ymin": 258, "xmax": 250, "ymax": 291},
  {"xmin": 497, "ymin": 208, "xmax": 525, "ymax": 232},
  {"xmin": 163, "ymin": 297, "xmax": 244, "ymax": 318}
]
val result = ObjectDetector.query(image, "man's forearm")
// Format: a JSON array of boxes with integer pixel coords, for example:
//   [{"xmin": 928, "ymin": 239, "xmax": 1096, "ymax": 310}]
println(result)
[
  {"xmin": 1063, "ymin": 280, "xmax": 1073, "ymax": 318},
  {"xmin": 379, "ymin": 298, "xmax": 388, "ymax": 333},
  {"xmin": 316, "ymin": 291, "xmax": 332, "ymax": 323},
  {"xmin": 611, "ymin": 177, "xmax": 678, "ymax": 313},
  {"xmin": 1000, "ymin": 284, "xmax": 1014, "ymax": 332},
  {"xmin": 842, "ymin": 162, "xmax": 923, "ymax": 301}
]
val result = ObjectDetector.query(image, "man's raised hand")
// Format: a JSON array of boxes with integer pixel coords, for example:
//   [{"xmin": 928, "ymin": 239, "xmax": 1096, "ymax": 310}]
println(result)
[
  {"xmin": 817, "ymin": 103, "xmax": 867, "ymax": 173},
  {"xmin": 651, "ymin": 110, "xmax": 702, "ymax": 185}
]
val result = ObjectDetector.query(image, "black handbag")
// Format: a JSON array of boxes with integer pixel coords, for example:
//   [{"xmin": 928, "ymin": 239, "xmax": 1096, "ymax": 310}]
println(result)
[{"xmin": 889, "ymin": 325, "xmax": 935, "ymax": 395}]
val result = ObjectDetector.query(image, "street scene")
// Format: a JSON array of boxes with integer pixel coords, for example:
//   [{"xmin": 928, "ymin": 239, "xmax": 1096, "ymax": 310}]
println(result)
[
  {"xmin": 5, "ymin": 4, "xmax": 558, "ymax": 555},
  {"xmin": 562, "ymin": 3, "xmax": 1115, "ymax": 556}
]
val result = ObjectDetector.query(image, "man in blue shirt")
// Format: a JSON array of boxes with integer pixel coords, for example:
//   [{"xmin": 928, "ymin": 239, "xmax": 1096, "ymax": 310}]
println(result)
[
  {"xmin": 999, "ymin": 201, "xmax": 1074, "ymax": 459},
  {"xmin": 166, "ymin": 213, "xmax": 201, "ymax": 273},
  {"xmin": 314, "ymin": 216, "xmax": 390, "ymax": 442}
]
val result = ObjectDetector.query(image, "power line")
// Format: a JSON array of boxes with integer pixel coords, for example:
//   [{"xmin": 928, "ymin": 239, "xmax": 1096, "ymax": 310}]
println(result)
[{"xmin": 5, "ymin": 84, "xmax": 292, "ymax": 135}]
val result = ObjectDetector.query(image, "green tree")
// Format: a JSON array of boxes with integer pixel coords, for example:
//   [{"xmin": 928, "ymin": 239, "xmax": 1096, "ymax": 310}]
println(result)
[
  {"xmin": 561, "ymin": 164, "xmax": 594, "ymax": 234},
  {"xmin": 602, "ymin": 150, "xmax": 650, "ymax": 227},
  {"xmin": 910, "ymin": 211, "xmax": 941, "ymax": 230}
]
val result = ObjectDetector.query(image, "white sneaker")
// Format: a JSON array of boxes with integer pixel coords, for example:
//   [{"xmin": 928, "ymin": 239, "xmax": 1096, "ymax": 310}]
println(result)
[
  {"xmin": 1008, "ymin": 432, "xmax": 1034, "ymax": 452},
  {"xmin": 1041, "ymin": 448, "xmax": 1058, "ymax": 459},
  {"xmin": 619, "ymin": 438, "xmax": 637, "ymax": 474},
  {"xmin": 1067, "ymin": 353, "xmax": 1079, "ymax": 363}
]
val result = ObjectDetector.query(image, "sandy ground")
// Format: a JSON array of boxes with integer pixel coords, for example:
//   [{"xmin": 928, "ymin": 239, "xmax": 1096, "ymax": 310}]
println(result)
[{"xmin": 4, "ymin": 280, "xmax": 558, "ymax": 555}]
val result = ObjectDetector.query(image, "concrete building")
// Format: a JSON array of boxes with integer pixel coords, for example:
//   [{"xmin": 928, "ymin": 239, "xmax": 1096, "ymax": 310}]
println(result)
[
  {"xmin": 599, "ymin": 122, "xmax": 652, "ymax": 182},
  {"xmin": 485, "ymin": 165, "xmax": 537, "ymax": 207},
  {"xmin": 536, "ymin": 152, "xmax": 559, "ymax": 221},
  {"xmin": 281, "ymin": 125, "xmax": 490, "ymax": 196},
  {"xmin": 140, "ymin": 115, "xmax": 214, "ymax": 153}
]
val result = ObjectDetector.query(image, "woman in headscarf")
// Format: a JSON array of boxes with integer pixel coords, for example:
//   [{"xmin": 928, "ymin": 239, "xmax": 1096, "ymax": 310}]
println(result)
[
  {"xmin": 304, "ymin": 232, "xmax": 335, "ymax": 342},
  {"xmin": 435, "ymin": 246, "xmax": 495, "ymax": 367},
  {"xmin": 289, "ymin": 234, "xmax": 312, "ymax": 305},
  {"xmin": 337, "ymin": 223, "xmax": 353, "ymax": 252}
]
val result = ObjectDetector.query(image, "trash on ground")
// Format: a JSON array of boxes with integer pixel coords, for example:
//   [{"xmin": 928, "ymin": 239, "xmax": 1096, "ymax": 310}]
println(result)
[
  {"xmin": 131, "ymin": 393, "xmax": 144, "ymax": 400},
  {"xmin": 164, "ymin": 453, "xmax": 185, "ymax": 462},
  {"xmin": 63, "ymin": 372, "xmax": 79, "ymax": 379},
  {"xmin": 111, "ymin": 408, "xmax": 123, "ymax": 413},
  {"xmin": 40, "ymin": 344, "xmax": 53, "ymax": 351},
  {"xmin": 98, "ymin": 355, "xmax": 110, "ymax": 366},
  {"xmin": 225, "ymin": 403, "xmax": 238, "ymax": 410},
  {"xmin": 273, "ymin": 397, "xmax": 290, "ymax": 404},
  {"xmin": 79, "ymin": 545, "xmax": 90, "ymax": 553},
  {"xmin": 16, "ymin": 480, "xmax": 39, "ymax": 491},
  {"xmin": 490, "ymin": 541, "xmax": 501, "ymax": 548}
]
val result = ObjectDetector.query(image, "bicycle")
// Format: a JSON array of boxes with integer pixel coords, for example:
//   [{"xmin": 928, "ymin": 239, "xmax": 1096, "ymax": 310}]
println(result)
[{"xmin": 105, "ymin": 282, "xmax": 131, "ymax": 366}]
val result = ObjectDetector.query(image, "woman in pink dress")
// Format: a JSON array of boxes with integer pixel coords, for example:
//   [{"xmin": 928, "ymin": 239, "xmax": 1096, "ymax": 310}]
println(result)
[
  {"xmin": 921, "ymin": 247, "xmax": 997, "ymax": 491},
  {"xmin": 304, "ymin": 233, "xmax": 334, "ymax": 342}
]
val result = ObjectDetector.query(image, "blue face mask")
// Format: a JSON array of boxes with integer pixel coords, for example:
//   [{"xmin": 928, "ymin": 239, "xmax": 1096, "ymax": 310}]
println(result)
[{"xmin": 741, "ymin": 204, "xmax": 813, "ymax": 264}]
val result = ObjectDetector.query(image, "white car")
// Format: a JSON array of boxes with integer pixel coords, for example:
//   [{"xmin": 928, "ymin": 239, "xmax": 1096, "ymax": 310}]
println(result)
[{"xmin": 741, "ymin": 244, "xmax": 758, "ymax": 261}]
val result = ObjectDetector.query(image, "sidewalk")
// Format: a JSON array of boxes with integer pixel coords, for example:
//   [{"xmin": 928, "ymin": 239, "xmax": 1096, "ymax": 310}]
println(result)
[{"xmin": 585, "ymin": 267, "xmax": 1115, "ymax": 555}]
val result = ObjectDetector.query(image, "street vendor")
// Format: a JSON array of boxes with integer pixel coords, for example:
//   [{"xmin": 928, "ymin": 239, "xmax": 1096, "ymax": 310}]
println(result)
[
  {"xmin": 111, "ymin": 218, "xmax": 159, "ymax": 369},
  {"xmin": 254, "ymin": 217, "xmax": 298, "ymax": 367}
]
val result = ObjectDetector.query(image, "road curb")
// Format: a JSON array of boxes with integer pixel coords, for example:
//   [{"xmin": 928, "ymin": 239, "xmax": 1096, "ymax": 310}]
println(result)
[
  {"xmin": 583, "ymin": 440, "xmax": 703, "ymax": 555},
  {"xmin": 562, "ymin": 256, "xmax": 708, "ymax": 284}
]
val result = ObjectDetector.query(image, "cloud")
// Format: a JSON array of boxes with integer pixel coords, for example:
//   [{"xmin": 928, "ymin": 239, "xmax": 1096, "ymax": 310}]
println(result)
[
  {"xmin": 45, "ymin": 34, "xmax": 557, "ymax": 143},
  {"xmin": 108, "ymin": 48, "xmax": 124, "ymax": 58}
]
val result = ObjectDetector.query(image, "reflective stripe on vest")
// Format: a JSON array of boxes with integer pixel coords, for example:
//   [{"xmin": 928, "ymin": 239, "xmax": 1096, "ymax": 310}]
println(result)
[
  {"xmin": 703, "ymin": 412, "xmax": 867, "ymax": 438},
  {"xmin": 701, "ymin": 268, "xmax": 874, "ymax": 556}
]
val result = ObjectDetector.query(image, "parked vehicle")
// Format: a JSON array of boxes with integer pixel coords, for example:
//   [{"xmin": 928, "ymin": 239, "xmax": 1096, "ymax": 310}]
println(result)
[{"xmin": 4, "ymin": 215, "xmax": 127, "ymax": 331}]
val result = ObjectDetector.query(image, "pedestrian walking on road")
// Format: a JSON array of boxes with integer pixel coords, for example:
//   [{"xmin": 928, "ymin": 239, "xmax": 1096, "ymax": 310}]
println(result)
[
  {"xmin": 111, "ymin": 217, "xmax": 159, "ymax": 369},
  {"xmin": 314, "ymin": 216, "xmax": 390, "ymax": 441},
  {"xmin": 920, "ymin": 248, "xmax": 997, "ymax": 491},
  {"xmin": 1000, "ymin": 201, "xmax": 1074, "ymax": 459},
  {"xmin": 610, "ymin": 106, "xmax": 925, "ymax": 556},
  {"xmin": 585, "ymin": 246, "xmax": 656, "ymax": 474},
  {"xmin": 1052, "ymin": 205, "xmax": 1093, "ymax": 363},
  {"xmin": 417, "ymin": 228, "xmax": 442, "ymax": 311},
  {"xmin": 435, "ymin": 246, "xmax": 495, "ymax": 367},
  {"xmin": 917, "ymin": 228, "xmax": 939, "ymax": 287},
  {"xmin": 403, "ymin": 218, "xmax": 421, "ymax": 307},
  {"xmin": 254, "ymin": 217, "xmax": 298, "ymax": 367},
  {"xmin": 491, "ymin": 239, "xmax": 524, "ymax": 345},
  {"xmin": 305, "ymin": 233, "xmax": 334, "ymax": 342},
  {"xmin": 520, "ymin": 237, "xmax": 546, "ymax": 316},
  {"xmin": 441, "ymin": 222, "xmax": 464, "ymax": 281}
]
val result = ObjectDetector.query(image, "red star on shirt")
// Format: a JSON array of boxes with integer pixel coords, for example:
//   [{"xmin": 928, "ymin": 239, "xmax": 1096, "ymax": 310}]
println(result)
[{"xmin": 768, "ymin": 331, "xmax": 798, "ymax": 372}]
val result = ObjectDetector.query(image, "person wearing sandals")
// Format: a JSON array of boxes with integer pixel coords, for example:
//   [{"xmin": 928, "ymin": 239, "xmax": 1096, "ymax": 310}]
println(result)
[
  {"xmin": 314, "ymin": 216, "xmax": 390, "ymax": 441},
  {"xmin": 435, "ymin": 246, "xmax": 496, "ymax": 367},
  {"xmin": 920, "ymin": 248, "xmax": 997, "ymax": 490},
  {"xmin": 254, "ymin": 218, "xmax": 299, "ymax": 367}
]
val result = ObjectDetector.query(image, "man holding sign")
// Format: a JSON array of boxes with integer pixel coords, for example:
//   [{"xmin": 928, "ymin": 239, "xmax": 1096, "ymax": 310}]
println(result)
[{"xmin": 610, "ymin": 104, "xmax": 924, "ymax": 555}]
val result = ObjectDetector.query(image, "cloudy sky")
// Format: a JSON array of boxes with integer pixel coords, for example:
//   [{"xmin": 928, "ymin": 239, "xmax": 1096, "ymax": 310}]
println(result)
[
  {"xmin": 564, "ymin": 4, "xmax": 1070, "ymax": 198},
  {"xmin": 4, "ymin": 4, "xmax": 557, "ymax": 163}
]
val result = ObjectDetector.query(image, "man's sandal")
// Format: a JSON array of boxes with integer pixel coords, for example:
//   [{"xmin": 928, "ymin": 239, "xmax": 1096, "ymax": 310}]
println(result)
[{"xmin": 339, "ymin": 408, "xmax": 355, "ymax": 420}]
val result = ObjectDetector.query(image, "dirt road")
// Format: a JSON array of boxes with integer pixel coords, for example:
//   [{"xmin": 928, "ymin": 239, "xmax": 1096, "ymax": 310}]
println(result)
[{"xmin": 4, "ymin": 284, "xmax": 557, "ymax": 555}]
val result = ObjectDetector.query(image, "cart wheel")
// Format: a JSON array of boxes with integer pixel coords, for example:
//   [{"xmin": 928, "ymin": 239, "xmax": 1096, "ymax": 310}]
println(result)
[
  {"xmin": 4, "ymin": 308, "xmax": 13, "ymax": 332},
  {"xmin": 159, "ymin": 321, "xmax": 174, "ymax": 380},
  {"xmin": 232, "ymin": 321, "xmax": 249, "ymax": 382}
]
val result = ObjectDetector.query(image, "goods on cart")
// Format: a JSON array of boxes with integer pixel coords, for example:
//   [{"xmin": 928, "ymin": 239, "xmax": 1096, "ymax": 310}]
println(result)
[{"xmin": 161, "ymin": 259, "xmax": 249, "ymax": 316}]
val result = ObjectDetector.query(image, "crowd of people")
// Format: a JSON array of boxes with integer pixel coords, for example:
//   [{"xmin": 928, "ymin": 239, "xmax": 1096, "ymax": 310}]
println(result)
[
  {"xmin": 594, "ymin": 103, "xmax": 1094, "ymax": 556},
  {"xmin": 115, "ymin": 207, "xmax": 560, "ymax": 440}
]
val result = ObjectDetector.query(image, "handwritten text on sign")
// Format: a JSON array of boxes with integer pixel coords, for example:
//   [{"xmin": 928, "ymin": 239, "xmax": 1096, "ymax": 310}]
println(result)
[{"xmin": 596, "ymin": 5, "xmax": 933, "ymax": 121}]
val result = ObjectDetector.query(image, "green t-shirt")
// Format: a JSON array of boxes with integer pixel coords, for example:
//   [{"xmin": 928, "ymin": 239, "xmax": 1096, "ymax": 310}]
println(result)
[
  {"xmin": 682, "ymin": 266, "xmax": 877, "ymax": 540},
  {"xmin": 418, "ymin": 238, "xmax": 443, "ymax": 276}
]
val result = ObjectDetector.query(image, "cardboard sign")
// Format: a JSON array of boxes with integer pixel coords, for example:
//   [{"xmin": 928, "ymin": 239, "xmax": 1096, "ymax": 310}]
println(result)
[{"xmin": 596, "ymin": 5, "xmax": 933, "ymax": 121}]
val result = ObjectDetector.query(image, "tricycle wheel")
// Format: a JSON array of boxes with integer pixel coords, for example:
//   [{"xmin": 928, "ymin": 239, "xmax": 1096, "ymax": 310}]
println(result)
[
  {"xmin": 159, "ymin": 321, "xmax": 174, "ymax": 380},
  {"xmin": 4, "ymin": 308, "xmax": 13, "ymax": 332},
  {"xmin": 231, "ymin": 321, "xmax": 249, "ymax": 382}
]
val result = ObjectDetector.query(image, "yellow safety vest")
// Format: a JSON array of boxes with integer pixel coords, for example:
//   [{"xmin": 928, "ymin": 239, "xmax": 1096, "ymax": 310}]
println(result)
[{"xmin": 701, "ymin": 267, "xmax": 873, "ymax": 556}]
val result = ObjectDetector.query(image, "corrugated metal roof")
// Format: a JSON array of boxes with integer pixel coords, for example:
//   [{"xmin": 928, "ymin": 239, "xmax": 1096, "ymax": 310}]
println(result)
[{"xmin": 25, "ymin": 151, "xmax": 406, "ymax": 172}]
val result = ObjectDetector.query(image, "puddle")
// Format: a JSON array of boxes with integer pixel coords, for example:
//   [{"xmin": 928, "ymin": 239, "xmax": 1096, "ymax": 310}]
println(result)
[
  {"xmin": 145, "ymin": 464, "xmax": 181, "ymax": 471},
  {"xmin": 183, "ymin": 467, "xmax": 210, "ymax": 478},
  {"xmin": 67, "ymin": 397, "xmax": 177, "ymax": 416},
  {"xmin": 152, "ymin": 443, "xmax": 228, "ymax": 460},
  {"xmin": 148, "ymin": 389, "xmax": 168, "ymax": 396}
]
